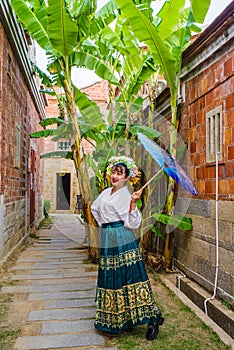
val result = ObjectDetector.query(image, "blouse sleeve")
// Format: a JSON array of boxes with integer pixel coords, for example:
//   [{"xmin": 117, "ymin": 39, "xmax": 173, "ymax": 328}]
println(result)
[
  {"xmin": 117, "ymin": 190, "xmax": 142, "ymax": 229},
  {"xmin": 90, "ymin": 193, "xmax": 102, "ymax": 225}
]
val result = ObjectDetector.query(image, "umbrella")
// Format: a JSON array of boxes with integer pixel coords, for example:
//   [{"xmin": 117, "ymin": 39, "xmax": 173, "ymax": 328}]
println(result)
[{"xmin": 137, "ymin": 132, "xmax": 198, "ymax": 196}]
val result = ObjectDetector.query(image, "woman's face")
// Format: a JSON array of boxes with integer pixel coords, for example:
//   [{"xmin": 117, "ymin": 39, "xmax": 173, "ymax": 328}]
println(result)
[{"xmin": 110, "ymin": 164, "xmax": 128, "ymax": 189}]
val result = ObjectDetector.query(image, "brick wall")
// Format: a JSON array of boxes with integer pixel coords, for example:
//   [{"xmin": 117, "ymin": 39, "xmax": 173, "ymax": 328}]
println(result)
[
  {"xmin": 182, "ymin": 50, "xmax": 234, "ymax": 199},
  {"xmin": 153, "ymin": 9, "xmax": 234, "ymax": 306},
  {"xmin": 177, "ymin": 17, "xmax": 233, "ymax": 305},
  {"xmin": 0, "ymin": 19, "xmax": 45, "ymax": 262}
]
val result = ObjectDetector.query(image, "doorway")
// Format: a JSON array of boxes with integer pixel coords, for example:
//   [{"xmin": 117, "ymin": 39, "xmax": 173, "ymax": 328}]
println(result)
[
  {"xmin": 56, "ymin": 173, "xmax": 71, "ymax": 210},
  {"xmin": 30, "ymin": 149, "xmax": 36, "ymax": 225}
]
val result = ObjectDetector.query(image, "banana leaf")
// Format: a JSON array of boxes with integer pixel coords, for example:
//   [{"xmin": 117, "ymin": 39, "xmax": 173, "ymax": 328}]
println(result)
[
  {"xmin": 152, "ymin": 213, "xmax": 193, "ymax": 231},
  {"xmin": 47, "ymin": 0, "xmax": 78, "ymax": 56},
  {"xmin": 11, "ymin": 0, "xmax": 52, "ymax": 52}
]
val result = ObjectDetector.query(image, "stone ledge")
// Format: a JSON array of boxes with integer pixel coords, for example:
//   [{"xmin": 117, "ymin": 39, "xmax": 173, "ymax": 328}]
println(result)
[
  {"xmin": 161, "ymin": 276, "xmax": 234, "ymax": 349},
  {"xmin": 178, "ymin": 277, "xmax": 234, "ymax": 339}
]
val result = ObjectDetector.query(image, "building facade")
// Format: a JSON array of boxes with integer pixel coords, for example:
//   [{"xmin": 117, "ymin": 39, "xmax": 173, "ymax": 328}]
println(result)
[
  {"xmin": 0, "ymin": 0, "xmax": 46, "ymax": 265},
  {"xmin": 154, "ymin": 4, "xmax": 234, "ymax": 308},
  {"xmin": 43, "ymin": 80, "xmax": 109, "ymax": 213}
]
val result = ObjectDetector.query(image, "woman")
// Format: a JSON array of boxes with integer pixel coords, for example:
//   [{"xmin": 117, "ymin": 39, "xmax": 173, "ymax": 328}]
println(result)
[{"xmin": 91, "ymin": 156, "xmax": 164, "ymax": 340}]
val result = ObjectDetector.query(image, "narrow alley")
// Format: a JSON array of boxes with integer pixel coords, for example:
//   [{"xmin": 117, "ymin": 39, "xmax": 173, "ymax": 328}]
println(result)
[{"xmin": 1, "ymin": 214, "xmax": 117, "ymax": 350}]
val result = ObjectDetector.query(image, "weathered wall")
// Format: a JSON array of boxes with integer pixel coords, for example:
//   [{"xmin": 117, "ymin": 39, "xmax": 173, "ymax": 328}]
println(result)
[
  {"xmin": 43, "ymin": 91, "xmax": 79, "ymax": 213},
  {"xmin": 0, "ymin": 2, "xmax": 45, "ymax": 263},
  {"xmin": 154, "ymin": 7, "xmax": 234, "ymax": 305},
  {"xmin": 43, "ymin": 81, "xmax": 109, "ymax": 212}
]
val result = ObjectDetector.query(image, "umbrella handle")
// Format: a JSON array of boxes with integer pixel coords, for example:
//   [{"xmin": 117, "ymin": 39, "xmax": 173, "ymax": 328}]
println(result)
[{"xmin": 137, "ymin": 168, "xmax": 164, "ymax": 192}]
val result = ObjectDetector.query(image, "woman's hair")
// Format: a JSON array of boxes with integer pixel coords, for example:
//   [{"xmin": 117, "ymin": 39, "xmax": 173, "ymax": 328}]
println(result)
[{"xmin": 112, "ymin": 162, "xmax": 130, "ymax": 178}]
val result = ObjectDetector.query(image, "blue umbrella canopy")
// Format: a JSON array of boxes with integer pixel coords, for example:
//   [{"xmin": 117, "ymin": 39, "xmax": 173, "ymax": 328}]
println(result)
[{"xmin": 137, "ymin": 132, "xmax": 198, "ymax": 196}]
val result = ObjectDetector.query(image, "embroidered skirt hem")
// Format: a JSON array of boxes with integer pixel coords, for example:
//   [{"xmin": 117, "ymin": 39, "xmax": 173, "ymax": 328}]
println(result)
[{"xmin": 95, "ymin": 222, "xmax": 161, "ymax": 334}]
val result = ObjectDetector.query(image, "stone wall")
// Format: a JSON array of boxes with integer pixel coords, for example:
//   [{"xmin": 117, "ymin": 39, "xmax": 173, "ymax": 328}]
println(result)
[
  {"xmin": 153, "ymin": 6, "xmax": 234, "ymax": 306},
  {"xmin": 174, "ymin": 199, "xmax": 234, "ymax": 306}
]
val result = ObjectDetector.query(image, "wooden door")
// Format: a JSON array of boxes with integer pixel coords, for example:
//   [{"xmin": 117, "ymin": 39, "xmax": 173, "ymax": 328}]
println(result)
[{"xmin": 30, "ymin": 149, "xmax": 36, "ymax": 225}]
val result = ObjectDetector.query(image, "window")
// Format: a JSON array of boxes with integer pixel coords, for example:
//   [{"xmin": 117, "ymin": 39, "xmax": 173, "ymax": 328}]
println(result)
[
  {"xmin": 58, "ymin": 141, "xmax": 70, "ymax": 151},
  {"xmin": 7, "ymin": 55, "xmax": 12, "ymax": 76},
  {"xmin": 15, "ymin": 124, "xmax": 21, "ymax": 168},
  {"xmin": 206, "ymin": 106, "xmax": 222, "ymax": 163}
]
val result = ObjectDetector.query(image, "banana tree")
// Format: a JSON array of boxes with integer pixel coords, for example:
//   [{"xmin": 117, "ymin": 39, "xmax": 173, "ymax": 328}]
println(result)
[
  {"xmin": 11, "ymin": 0, "xmax": 120, "ymax": 261},
  {"xmin": 114, "ymin": 0, "xmax": 211, "ymax": 268}
]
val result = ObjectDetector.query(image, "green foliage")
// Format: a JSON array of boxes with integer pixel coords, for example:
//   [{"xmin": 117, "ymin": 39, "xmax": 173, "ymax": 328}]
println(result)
[
  {"xmin": 47, "ymin": 0, "xmax": 78, "ymax": 56},
  {"xmin": 0, "ymin": 293, "xmax": 20, "ymax": 350},
  {"xmin": 114, "ymin": 0, "xmax": 177, "ymax": 91},
  {"xmin": 29, "ymin": 233, "xmax": 39, "ymax": 239},
  {"xmin": 129, "ymin": 125, "xmax": 161, "ymax": 139},
  {"xmin": 39, "ymin": 117, "xmax": 65, "ymax": 128},
  {"xmin": 108, "ymin": 275, "xmax": 231, "ymax": 350},
  {"xmin": 44, "ymin": 199, "xmax": 51, "ymax": 218},
  {"xmin": 152, "ymin": 213, "xmax": 193, "ymax": 231},
  {"xmin": 221, "ymin": 301, "xmax": 232, "ymax": 310},
  {"xmin": 30, "ymin": 129, "xmax": 54, "ymax": 138}
]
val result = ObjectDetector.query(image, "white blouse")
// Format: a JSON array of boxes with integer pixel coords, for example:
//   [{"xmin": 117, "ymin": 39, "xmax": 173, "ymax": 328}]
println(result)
[{"xmin": 91, "ymin": 186, "xmax": 142, "ymax": 229}]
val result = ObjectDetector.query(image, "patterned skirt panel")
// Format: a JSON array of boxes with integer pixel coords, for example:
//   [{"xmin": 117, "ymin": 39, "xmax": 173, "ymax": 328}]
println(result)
[{"xmin": 95, "ymin": 221, "xmax": 161, "ymax": 333}]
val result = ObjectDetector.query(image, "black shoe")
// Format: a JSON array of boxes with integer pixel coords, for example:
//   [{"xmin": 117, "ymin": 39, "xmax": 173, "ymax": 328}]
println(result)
[
  {"xmin": 125, "ymin": 325, "xmax": 133, "ymax": 332},
  {"xmin": 146, "ymin": 316, "xmax": 164, "ymax": 341}
]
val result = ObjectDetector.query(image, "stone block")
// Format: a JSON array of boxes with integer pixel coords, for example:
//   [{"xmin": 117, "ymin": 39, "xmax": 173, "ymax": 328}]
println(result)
[
  {"xmin": 28, "ymin": 290, "xmax": 95, "ymax": 300},
  {"xmin": 187, "ymin": 198, "xmax": 210, "ymax": 217},
  {"xmin": 176, "ymin": 247, "xmax": 197, "ymax": 272},
  {"xmin": 189, "ymin": 214, "xmax": 208, "ymax": 235},
  {"xmin": 41, "ymin": 319, "xmax": 94, "ymax": 334},
  {"xmin": 196, "ymin": 257, "xmax": 215, "ymax": 284},
  {"xmin": 14, "ymin": 333, "xmax": 105, "ymax": 350},
  {"xmin": 44, "ymin": 298, "xmax": 95, "ymax": 309},
  {"xmin": 185, "ymin": 236, "xmax": 210, "ymax": 259},
  {"xmin": 216, "ymin": 270, "xmax": 233, "ymax": 297},
  {"xmin": 211, "ymin": 246, "xmax": 234, "ymax": 275},
  {"xmin": 192, "ymin": 216, "xmax": 233, "ymax": 244},
  {"xmin": 28, "ymin": 307, "xmax": 95, "ymax": 321},
  {"xmin": 179, "ymin": 278, "xmax": 234, "ymax": 339},
  {"xmin": 210, "ymin": 200, "xmax": 234, "ymax": 222}
]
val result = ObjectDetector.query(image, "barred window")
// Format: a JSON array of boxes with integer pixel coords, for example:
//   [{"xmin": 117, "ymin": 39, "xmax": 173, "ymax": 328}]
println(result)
[
  {"xmin": 206, "ymin": 106, "xmax": 222, "ymax": 163},
  {"xmin": 58, "ymin": 141, "xmax": 70, "ymax": 151}
]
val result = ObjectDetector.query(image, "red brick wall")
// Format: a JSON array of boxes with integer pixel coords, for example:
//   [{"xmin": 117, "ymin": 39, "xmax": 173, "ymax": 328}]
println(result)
[
  {"xmin": 81, "ymin": 80, "xmax": 109, "ymax": 118},
  {"xmin": 181, "ymin": 49, "xmax": 234, "ymax": 200},
  {"xmin": 0, "ymin": 26, "xmax": 44, "ymax": 204},
  {"xmin": 0, "ymin": 21, "xmax": 45, "ymax": 261},
  {"xmin": 81, "ymin": 80, "xmax": 108, "ymax": 102}
]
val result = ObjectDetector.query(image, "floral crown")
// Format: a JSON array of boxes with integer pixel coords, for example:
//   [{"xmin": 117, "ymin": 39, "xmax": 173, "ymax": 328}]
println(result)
[{"xmin": 106, "ymin": 156, "xmax": 141, "ymax": 185}]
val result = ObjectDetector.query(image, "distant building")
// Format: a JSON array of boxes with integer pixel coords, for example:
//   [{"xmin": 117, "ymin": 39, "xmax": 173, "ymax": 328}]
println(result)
[{"xmin": 43, "ymin": 80, "xmax": 109, "ymax": 212}]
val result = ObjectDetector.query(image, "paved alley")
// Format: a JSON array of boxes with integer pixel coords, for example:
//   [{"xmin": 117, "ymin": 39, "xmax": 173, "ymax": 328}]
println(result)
[{"xmin": 1, "ymin": 214, "xmax": 117, "ymax": 350}]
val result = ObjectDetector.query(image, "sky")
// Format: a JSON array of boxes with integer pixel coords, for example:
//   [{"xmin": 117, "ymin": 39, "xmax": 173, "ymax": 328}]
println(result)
[{"xmin": 36, "ymin": 0, "xmax": 233, "ymax": 89}]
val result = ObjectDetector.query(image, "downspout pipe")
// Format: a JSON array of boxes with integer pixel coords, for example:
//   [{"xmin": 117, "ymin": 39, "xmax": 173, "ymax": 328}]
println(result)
[{"xmin": 204, "ymin": 151, "xmax": 220, "ymax": 315}]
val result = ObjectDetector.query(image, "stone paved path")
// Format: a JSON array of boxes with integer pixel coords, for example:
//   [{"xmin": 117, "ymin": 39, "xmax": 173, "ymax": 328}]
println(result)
[{"xmin": 1, "ymin": 214, "xmax": 117, "ymax": 350}]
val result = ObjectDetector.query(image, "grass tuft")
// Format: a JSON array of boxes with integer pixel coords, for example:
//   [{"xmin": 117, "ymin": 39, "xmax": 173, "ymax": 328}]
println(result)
[{"xmin": 105, "ymin": 273, "xmax": 232, "ymax": 350}]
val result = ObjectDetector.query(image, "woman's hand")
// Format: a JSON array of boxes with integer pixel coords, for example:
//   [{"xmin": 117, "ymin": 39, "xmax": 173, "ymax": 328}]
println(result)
[
  {"xmin": 130, "ymin": 189, "xmax": 143, "ymax": 212},
  {"xmin": 131, "ymin": 189, "xmax": 143, "ymax": 203}
]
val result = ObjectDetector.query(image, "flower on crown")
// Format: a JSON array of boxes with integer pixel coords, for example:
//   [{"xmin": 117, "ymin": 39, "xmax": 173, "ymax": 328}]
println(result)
[{"xmin": 106, "ymin": 156, "xmax": 141, "ymax": 185}]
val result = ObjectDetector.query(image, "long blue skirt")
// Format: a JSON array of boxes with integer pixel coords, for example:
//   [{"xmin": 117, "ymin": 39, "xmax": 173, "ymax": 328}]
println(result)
[{"xmin": 95, "ymin": 221, "xmax": 161, "ymax": 334}]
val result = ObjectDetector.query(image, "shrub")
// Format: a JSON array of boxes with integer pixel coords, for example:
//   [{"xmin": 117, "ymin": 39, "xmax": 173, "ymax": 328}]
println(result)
[{"xmin": 44, "ymin": 199, "xmax": 51, "ymax": 218}]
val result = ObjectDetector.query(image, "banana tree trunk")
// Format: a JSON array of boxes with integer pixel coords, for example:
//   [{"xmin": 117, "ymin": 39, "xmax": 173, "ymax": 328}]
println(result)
[
  {"xmin": 63, "ymin": 79, "xmax": 99, "ymax": 262},
  {"xmin": 163, "ymin": 93, "xmax": 178, "ymax": 269}
]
